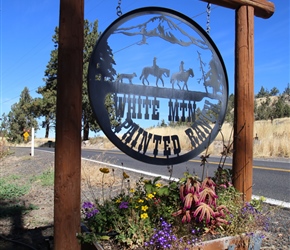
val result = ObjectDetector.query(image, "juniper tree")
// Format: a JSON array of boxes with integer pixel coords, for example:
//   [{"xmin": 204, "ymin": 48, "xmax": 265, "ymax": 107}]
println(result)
[
  {"xmin": 38, "ymin": 20, "xmax": 119, "ymax": 140},
  {"xmin": 6, "ymin": 87, "xmax": 39, "ymax": 143}
]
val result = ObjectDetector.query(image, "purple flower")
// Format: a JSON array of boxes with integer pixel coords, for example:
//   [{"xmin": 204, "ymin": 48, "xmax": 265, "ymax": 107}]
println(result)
[
  {"xmin": 82, "ymin": 201, "xmax": 94, "ymax": 209},
  {"xmin": 86, "ymin": 208, "xmax": 99, "ymax": 219},
  {"xmin": 82, "ymin": 201, "xmax": 99, "ymax": 219},
  {"xmin": 119, "ymin": 201, "xmax": 129, "ymax": 209}
]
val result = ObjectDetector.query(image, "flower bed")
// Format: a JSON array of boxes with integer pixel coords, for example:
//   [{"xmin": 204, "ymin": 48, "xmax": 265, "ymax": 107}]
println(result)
[{"xmin": 78, "ymin": 163, "xmax": 268, "ymax": 249}]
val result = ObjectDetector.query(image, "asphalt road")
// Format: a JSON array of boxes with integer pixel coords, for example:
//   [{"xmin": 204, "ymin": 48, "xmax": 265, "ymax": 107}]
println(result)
[{"xmin": 38, "ymin": 147, "xmax": 290, "ymax": 203}]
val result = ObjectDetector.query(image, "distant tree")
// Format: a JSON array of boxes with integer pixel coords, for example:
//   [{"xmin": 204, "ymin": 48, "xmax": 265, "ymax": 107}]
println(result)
[
  {"xmin": 158, "ymin": 119, "xmax": 167, "ymax": 127},
  {"xmin": 82, "ymin": 20, "xmax": 119, "ymax": 140},
  {"xmin": 104, "ymin": 93, "xmax": 120, "ymax": 130},
  {"xmin": 283, "ymin": 83, "xmax": 290, "ymax": 101},
  {"xmin": 283, "ymin": 83, "xmax": 290, "ymax": 95},
  {"xmin": 82, "ymin": 20, "xmax": 101, "ymax": 140},
  {"xmin": 256, "ymin": 86, "xmax": 269, "ymax": 98},
  {"xmin": 37, "ymin": 20, "xmax": 119, "ymax": 140},
  {"xmin": 36, "ymin": 28, "xmax": 58, "ymax": 138},
  {"xmin": 255, "ymin": 96, "xmax": 272, "ymax": 120},
  {"xmin": 272, "ymin": 96, "xmax": 290, "ymax": 118},
  {"xmin": 0, "ymin": 113, "xmax": 9, "ymax": 137},
  {"xmin": 6, "ymin": 87, "xmax": 39, "ymax": 143},
  {"xmin": 269, "ymin": 87, "xmax": 279, "ymax": 96},
  {"xmin": 225, "ymin": 94, "xmax": 234, "ymax": 124},
  {"xmin": 272, "ymin": 97, "xmax": 284, "ymax": 118},
  {"xmin": 284, "ymin": 104, "xmax": 290, "ymax": 117}
]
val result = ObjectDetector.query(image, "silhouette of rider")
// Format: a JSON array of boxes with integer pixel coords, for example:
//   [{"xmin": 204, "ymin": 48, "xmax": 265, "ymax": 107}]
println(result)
[
  {"xmin": 179, "ymin": 61, "xmax": 184, "ymax": 72},
  {"xmin": 152, "ymin": 57, "xmax": 159, "ymax": 76}
]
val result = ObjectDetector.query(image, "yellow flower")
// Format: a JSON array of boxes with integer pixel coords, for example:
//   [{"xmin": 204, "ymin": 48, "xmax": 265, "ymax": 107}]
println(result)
[
  {"xmin": 141, "ymin": 205, "xmax": 148, "ymax": 211},
  {"xmin": 135, "ymin": 205, "xmax": 139, "ymax": 208},
  {"xmin": 116, "ymin": 198, "xmax": 122, "ymax": 203},
  {"xmin": 147, "ymin": 193, "xmax": 154, "ymax": 199},
  {"xmin": 123, "ymin": 171, "xmax": 130, "ymax": 179},
  {"xmin": 138, "ymin": 199, "xmax": 144, "ymax": 203},
  {"xmin": 140, "ymin": 213, "xmax": 148, "ymax": 219},
  {"xmin": 155, "ymin": 183, "xmax": 162, "ymax": 188},
  {"xmin": 129, "ymin": 188, "xmax": 135, "ymax": 193},
  {"xmin": 99, "ymin": 168, "xmax": 110, "ymax": 174}
]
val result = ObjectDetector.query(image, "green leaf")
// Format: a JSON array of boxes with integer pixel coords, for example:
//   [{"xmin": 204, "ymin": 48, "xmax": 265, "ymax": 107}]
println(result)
[
  {"xmin": 99, "ymin": 236, "xmax": 110, "ymax": 241},
  {"xmin": 157, "ymin": 187, "xmax": 169, "ymax": 196}
]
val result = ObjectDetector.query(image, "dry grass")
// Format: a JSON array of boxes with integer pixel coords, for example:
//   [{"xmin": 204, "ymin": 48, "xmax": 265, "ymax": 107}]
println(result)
[
  {"xmin": 147, "ymin": 125, "xmax": 191, "ymax": 152},
  {"xmin": 88, "ymin": 136, "xmax": 115, "ymax": 149},
  {"xmin": 81, "ymin": 153, "xmax": 119, "ymax": 186},
  {"xmin": 253, "ymin": 118, "xmax": 290, "ymax": 158},
  {"xmin": 7, "ymin": 118, "xmax": 287, "ymax": 158},
  {"xmin": 80, "ymin": 153, "xmax": 131, "ymax": 203},
  {"xmin": 90, "ymin": 118, "xmax": 290, "ymax": 158},
  {"xmin": 204, "ymin": 118, "xmax": 290, "ymax": 158}
]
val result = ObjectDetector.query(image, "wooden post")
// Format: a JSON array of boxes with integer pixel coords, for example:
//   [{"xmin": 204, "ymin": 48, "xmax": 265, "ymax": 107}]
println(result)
[
  {"xmin": 199, "ymin": 0, "xmax": 274, "ymax": 201},
  {"xmin": 54, "ymin": 0, "xmax": 84, "ymax": 249},
  {"xmin": 232, "ymin": 5, "xmax": 255, "ymax": 201}
]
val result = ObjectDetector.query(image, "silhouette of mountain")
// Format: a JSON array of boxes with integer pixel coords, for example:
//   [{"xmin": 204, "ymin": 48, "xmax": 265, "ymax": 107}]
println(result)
[{"xmin": 114, "ymin": 14, "xmax": 209, "ymax": 49}]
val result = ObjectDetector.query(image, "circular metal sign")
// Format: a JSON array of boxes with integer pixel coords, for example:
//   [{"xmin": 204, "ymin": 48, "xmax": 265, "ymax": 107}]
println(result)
[{"xmin": 88, "ymin": 7, "xmax": 228, "ymax": 165}]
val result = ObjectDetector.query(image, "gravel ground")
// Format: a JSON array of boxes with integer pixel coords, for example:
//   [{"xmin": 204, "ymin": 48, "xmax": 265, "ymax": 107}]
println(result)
[{"xmin": 0, "ymin": 147, "xmax": 289, "ymax": 250}]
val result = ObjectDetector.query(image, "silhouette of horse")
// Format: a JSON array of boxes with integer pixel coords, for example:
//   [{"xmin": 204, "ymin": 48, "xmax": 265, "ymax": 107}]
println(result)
[
  {"xmin": 170, "ymin": 68, "xmax": 194, "ymax": 90},
  {"xmin": 139, "ymin": 66, "xmax": 170, "ymax": 87}
]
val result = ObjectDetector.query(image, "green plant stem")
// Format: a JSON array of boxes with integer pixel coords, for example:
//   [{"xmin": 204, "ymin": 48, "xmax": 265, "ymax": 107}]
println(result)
[{"xmin": 101, "ymin": 174, "xmax": 105, "ymax": 204}]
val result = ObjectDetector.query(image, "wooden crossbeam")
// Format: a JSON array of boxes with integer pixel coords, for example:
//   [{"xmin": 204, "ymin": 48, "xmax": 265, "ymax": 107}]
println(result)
[{"xmin": 200, "ymin": 0, "xmax": 274, "ymax": 18}]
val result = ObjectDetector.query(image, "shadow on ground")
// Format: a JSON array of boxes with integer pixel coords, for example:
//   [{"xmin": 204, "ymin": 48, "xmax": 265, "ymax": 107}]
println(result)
[{"xmin": 0, "ymin": 200, "xmax": 53, "ymax": 250}]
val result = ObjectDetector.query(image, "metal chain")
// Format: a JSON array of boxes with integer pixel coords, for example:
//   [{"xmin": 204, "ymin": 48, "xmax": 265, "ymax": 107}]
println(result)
[
  {"xmin": 116, "ymin": 0, "xmax": 122, "ymax": 17},
  {"xmin": 206, "ymin": 3, "xmax": 211, "ymax": 34}
]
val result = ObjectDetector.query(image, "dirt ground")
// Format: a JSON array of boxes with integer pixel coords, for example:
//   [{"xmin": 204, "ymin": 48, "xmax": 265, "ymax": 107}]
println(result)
[
  {"xmin": 0, "ymin": 148, "xmax": 55, "ymax": 250},
  {"xmin": 0, "ymin": 147, "xmax": 138, "ymax": 250},
  {"xmin": 1, "ymin": 147, "xmax": 290, "ymax": 250}
]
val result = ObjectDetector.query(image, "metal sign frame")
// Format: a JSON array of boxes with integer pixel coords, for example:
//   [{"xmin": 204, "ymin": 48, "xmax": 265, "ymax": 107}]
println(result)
[{"xmin": 88, "ymin": 7, "xmax": 228, "ymax": 165}]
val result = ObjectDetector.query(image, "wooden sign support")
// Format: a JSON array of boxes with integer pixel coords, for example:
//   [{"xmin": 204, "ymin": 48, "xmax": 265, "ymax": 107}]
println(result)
[
  {"xmin": 201, "ymin": 0, "xmax": 274, "ymax": 201},
  {"xmin": 54, "ymin": 0, "xmax": 274, "ymax": 249},
  {"xmin": 233, "ymin": 5, "xmax": 255, "ymax": 202},
  {"xmin": 54, "ymin": 0, "xmax": 84, "ymax": 249}
]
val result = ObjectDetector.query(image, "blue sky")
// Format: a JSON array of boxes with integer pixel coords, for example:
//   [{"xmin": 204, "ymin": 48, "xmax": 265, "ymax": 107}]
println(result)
[{"xmin": 0, "ymin": 0, "xmax": 289, "ymax": 138}]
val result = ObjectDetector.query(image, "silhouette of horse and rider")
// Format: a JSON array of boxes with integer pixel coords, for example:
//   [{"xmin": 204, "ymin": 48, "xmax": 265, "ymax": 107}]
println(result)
[
  {"xmin": 171, "ymin": 60, "xmax": 194, "ymax": 90},
  {"xmin": 139, "ymin": 58, "xmax": 195, "ymax": 90},
  {"xmin": 139, "ymin": 57, "xmax": 170, "ymax": 87}
]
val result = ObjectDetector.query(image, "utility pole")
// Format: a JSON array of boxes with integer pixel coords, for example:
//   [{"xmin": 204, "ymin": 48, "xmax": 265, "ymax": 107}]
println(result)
[{"xmin": 54, "ymin": 0, "xmax": 84, "ymax": 249}]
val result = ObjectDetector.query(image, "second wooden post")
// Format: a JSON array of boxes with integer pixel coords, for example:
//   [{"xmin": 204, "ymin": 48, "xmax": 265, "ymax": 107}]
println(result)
[{"xmin": 233, "ymin": 5, "xmax": 255, "ymax": 202}]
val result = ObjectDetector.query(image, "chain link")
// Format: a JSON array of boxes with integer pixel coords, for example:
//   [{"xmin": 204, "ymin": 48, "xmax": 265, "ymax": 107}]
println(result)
[
  {"xmin": 206, "ymin": 3, "xmax": 211, "ymax": 34},
  {"xmin": 116, "ymin": 0, "xmax": 122, "ymax": 17}
]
